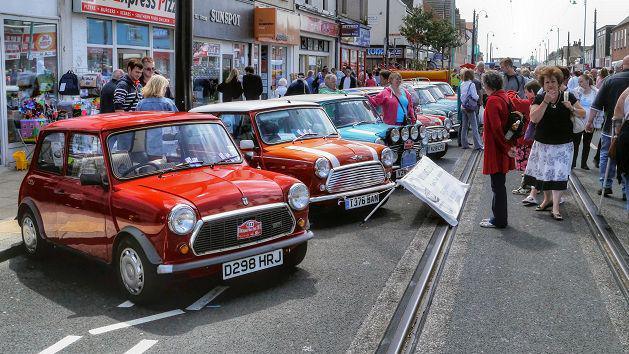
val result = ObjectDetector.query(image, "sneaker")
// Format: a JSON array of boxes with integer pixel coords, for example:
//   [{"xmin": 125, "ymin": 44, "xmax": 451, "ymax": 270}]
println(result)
[
  {"xmin": 480, "ymin": 220, "xmax": 497, "ymax": 228},
  {"xmin": 597, "ymin": 188, "xmax": 613, "ymax": 197},
  {"xmin": 522, "ymin": 196, "xmax": 537, "ymax": 206},
  {"xmin": 512, "ymin": 187, "xmax": 530, "ymax": 195}
]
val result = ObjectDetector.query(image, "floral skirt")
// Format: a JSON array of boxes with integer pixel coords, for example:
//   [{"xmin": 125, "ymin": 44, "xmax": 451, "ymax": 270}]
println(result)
[
  {"xmin": 522, "ymin": 141, "xmax": 573, "ymax": 190},
  {"xmin": 515, "ymin": 145, "xmax": 531, "ymax": 171}
]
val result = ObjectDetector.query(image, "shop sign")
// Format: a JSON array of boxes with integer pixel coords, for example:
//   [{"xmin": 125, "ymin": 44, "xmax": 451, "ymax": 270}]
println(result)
[
  {"xmin": 194, "ymin": 0, "xmax": 253, "ymax": 42},
  {"xmin": 388, "ymin": 47, "xmax": 403, "ymax": 58},
  {"xmin": 4, "ymin": 32, "xmax": 57, "ymax": 60},
  {"xmin": 72, "ymin": 0, "xmax": 176, "ymax": 26},
  {"xmin": 341, "ymin": 24, "xmax": 360, "ymax": 37},
  {"xmin": 367, "ymin": 47, "xmax": 384, "ymax": 56},
  {"xmin": 254, "ymin": 7, "xmax": 300, "ymax": 45},
  {"xmin": 341, "ymin": 26, "xmax": 370, "ymax": 47},
  {"xmin": 300, "ymin": 15, "xmax": 339, "ymax": 37}
]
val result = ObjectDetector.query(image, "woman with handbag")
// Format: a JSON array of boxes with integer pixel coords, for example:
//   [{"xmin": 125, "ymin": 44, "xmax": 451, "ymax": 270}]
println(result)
[
  {"xmin": 368, "ymin": 72, "xmax": 416, "ymax": 126},
  {"xmin": 460, "ymin": 69, "xmax": 483, "ymax": 150},
  {"xmin": 523, "ymin": 67, "xmax": 586, "ymax": 221}
]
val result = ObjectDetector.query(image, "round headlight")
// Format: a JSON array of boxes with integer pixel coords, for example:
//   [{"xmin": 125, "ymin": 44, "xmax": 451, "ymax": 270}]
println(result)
[
  {"xmin": 314, "ymin": 157, "xmax": 331, "ymax": 179},
  {"xmin": 419, "ymin": 125, "xmax": 427, "ymax": 139},
  {"xmin": 429, "ymin": 131, "xmax": 435, "ymax": 141},
  {"xmin": 288, "ymin": 183, "xmax": 310, "ymax": 210},
  {"xmin": 410, "ymin": 126, "xmax": 419, "ymax": 140},
  {"xmin": 389, "ymin": 128, "xmax": 400, "ymax": 143},
  {"xmin": 441, "ymin": 130, "xmax": 449, "ymax": 139},
  {"xmin": 400, "ymin": 127, "xmax": 410, "ymax": 141},
  {"xmin": 444, "ymin": 118, "xmax": 453, "ymax": 130},
  {"xmin": 381, "ymin": 147, "xmax": 395, "ymax": 167},
  {"xmin": 422, "ymin": 131, "xmax": 429, "ymax": 145},
  {"xmin": 375, "ymin": 137, "xmax": 386, "ymax": 145},
  {"xmin": 168, "ymin": 204, "xmax": 197, "ymax": 235}
]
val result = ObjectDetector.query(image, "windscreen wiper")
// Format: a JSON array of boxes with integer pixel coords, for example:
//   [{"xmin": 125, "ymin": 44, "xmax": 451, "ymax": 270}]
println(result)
[
  {"xmin": 292, "ymin": 132, "xmax": 319, "ymax": 143},
  {"xmin": 158, "ymin": 160, "xmax": 204, "ymax": 177}
]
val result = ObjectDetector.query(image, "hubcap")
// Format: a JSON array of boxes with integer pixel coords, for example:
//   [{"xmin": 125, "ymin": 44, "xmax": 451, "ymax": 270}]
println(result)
[
  {"xmin": 22, "ymin": 217, "xmax": 37, "ymax": 253},
  {"xmin": 119, "ymin": 248, "xmax": 144, "ymax": 295}
]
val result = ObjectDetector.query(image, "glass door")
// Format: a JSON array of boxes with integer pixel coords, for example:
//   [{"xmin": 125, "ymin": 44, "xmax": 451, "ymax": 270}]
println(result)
[
  {"xmin": 221, "ymin": 54, "xmax": 233, "ymax": 82},
  {"xmin": 117, "ymin": 48, "xmax": 147, "ymax": 71}
]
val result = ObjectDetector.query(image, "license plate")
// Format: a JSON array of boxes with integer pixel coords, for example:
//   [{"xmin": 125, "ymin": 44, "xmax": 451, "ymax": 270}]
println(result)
[
  {"xmin": 222, "ymin": 249, "xmax": 283, "ymax": 280},
  {"xmin": 396, "ymin": 167, "xmax": 410, "ymax": 179},
  {"xmin": 427, "ymin": 143, "xmax": 445, "ymax": 153},
  {"xmin": 344, "ymin": 193, "xmax": 380, "ymax": 209},
  {"xmin": 404, "ymin": 140, "xmax": 414, "ymax": 149}
]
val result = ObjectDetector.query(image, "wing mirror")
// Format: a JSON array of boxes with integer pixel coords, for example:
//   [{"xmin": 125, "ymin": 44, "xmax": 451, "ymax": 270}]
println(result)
[
  {"xmin": 80, "ymin": 173, "xmax": 109, "ymax": 189},
  {"xmin": 240, "ymin": 140, "xmax": 255, "ymax": 150}
]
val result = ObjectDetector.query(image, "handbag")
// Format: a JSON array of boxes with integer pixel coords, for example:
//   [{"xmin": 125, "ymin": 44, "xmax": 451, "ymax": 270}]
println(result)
[
  {"xmin": 565, "ymin": 91, "xmax": 585, "ymax": 133},
  {"xmin": 593, "ymin": 110, "xmax": 605, "ymax": 129},
  {"xmin": 462, "ymin": 83, "xmax": 478, "ymax": 112}
]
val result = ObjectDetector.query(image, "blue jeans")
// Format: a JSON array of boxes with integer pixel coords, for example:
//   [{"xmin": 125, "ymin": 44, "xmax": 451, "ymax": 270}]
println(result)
[
  {"xmin": 623, "ymin": 173, "xmax": 629, "ymax": 211},
  {"xmin": 461, "ymin": 110, "xmax": 483, "ymax": 149},
  {"xmin": 599, "ymin": 135, "xmax": 616, "ymax": 188}
]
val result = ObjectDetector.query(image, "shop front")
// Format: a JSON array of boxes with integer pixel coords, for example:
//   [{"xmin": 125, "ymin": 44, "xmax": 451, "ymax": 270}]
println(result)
[
  {"xmin": 192, "ymin": 0, "xmax": 254, "ymax": 106},
  {"xmin": 339, "ymin": 23, "xmax": 370, "ymax": 78},
  {"xmin": 0, "ymin": 1, "xmax": 59, "ymax": 165},
  {"xmin": 366, "ymin": 46, "xmax": 415, "ymax": 70},
  {"xmin": 253, "ymin": 7, "xmax": 299, "ymax": 99},
  {"xmin": 298, "ymin": 14, "xmax": 338, "ymax": 74}
]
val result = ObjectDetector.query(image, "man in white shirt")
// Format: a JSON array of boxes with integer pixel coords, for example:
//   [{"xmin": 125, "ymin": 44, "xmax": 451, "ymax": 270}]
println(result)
[
  {"xmin": 567, "ymin": 70, "xmax": 581, "ymax": 93},
  {"xmin": 338, "ymin": 67, "xmax": 356, "ymax": 90}
]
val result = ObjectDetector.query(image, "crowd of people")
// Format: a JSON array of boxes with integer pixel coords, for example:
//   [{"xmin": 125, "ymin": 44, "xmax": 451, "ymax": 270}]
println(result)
[{"xmin": 477, "ymin": 55, "xmax": 629, "ymax": 228}]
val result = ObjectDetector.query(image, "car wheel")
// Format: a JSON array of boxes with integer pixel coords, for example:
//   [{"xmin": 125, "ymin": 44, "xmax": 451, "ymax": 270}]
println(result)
[
  {"xmin": 21, "ymin": 211, "xmax": 47, "ymax": 258},
  {"xmin": 428, "ymin": 145, "xmax": 448, "ymax": 159},
  {"xmin": 116, "ymin": 238, "xmax": 160, "ymax": 304},
  {"xmin": 284, "ymin": 242, "xmax": 308, "ymax": 268}
]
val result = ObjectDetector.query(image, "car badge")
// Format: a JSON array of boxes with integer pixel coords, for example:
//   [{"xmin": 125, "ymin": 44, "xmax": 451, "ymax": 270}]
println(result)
[
  {"xmin": 349, "ymin": 155, "xmax": 363, "ymax": 161},
  {"xmin": 242, "ymin": 197, "xmax": 249, "ymax": 206},
  {"xmin": 237, "ymin": 220, "xmax": 262, "ymax": 240}
]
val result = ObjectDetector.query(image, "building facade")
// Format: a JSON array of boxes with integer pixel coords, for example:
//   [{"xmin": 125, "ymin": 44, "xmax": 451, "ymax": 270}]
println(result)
[
  {"xmin": 367, "ymin": 0, "xmax": 417, "ymax": 69},
  {"xmin": 338, "ymin": 0, "xmax": 370, "ymax": 76},
  {"xmin": 611, "ymin": 16, "xmax": 629, "ymax": 62},
  {"xmin": 595, "ymin": 25, "xmax": 614, "ymax": 68},
  {"xmin": 295, "ymin": 0, "xmax": 339, "ymax": 74}
]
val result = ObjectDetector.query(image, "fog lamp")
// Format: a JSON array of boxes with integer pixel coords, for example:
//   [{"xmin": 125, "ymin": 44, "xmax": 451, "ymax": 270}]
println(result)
[
  {"xmin": 178, "ymin": 244, "xmax": 190, "ymax": 255},
  {"xmin": 297, "ymin": 218, "xmax": 306, "ymax": 228}
]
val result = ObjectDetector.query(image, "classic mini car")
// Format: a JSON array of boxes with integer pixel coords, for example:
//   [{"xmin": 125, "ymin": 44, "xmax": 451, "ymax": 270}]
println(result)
[
  {"xmin": 17, "ymin": 112, "xmax": 313, "ymax": 302},
  {"xmin": 404, "ymin": 83, "xmax": 460, "ymax": 136},
  {"xmin": 191, "ymin": 101, "xmax": 396, "ymax": 210},
  {"xmin": 433, "ymin": 81, "xmax": 457, "ymax": 100},
  {"xmin": 344, "ymin": 88, "xmax": 451, "ymax": 159}
]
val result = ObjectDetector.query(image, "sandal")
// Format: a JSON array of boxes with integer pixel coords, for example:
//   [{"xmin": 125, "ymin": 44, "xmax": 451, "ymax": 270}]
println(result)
[
  {"xmin": 535, "ymin": 202, "xmax": 553, "ymax": 211},
  {"xmin": 550, "ymin": 212, "xmax": 563, "ymax": 221},
  {"xmin": 521, "ymin": 196, "xmax": 537, "ymax": 206}
]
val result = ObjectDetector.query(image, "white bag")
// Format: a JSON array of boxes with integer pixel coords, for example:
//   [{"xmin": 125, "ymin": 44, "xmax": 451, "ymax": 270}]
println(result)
[{"xmin": 565, "ymin": 91, "xmax": 585, "ymax": 133}]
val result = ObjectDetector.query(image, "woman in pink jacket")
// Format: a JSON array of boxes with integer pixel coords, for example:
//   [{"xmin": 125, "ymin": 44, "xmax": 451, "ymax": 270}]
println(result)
[{"xmin": 368, "ymin": 72, "xmax": 416, "ymax": 125}]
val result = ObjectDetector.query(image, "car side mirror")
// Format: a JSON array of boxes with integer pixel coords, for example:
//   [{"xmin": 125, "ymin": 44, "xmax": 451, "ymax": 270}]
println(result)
[
  {"xmin": 80, "ymin": 173, "xmax": 108, "ymax": 189},
  {"xmin": 240, "ymin": 140, "xmax": 255, "ymax": 151}
]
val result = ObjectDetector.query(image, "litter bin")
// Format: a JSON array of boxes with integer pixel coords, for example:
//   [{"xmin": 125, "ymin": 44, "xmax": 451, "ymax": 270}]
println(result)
[{"xmin": 13, "ymin": 151, "xmax": 28, "ymax": 170}]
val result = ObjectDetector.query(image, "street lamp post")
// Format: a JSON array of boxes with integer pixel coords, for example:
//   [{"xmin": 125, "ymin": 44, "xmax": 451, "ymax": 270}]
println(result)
[
  {"xmin": 550, "ymin": 26, "xmax": 560, "ymax": 65},
  {"xmin": 471, "ymin": 9, "xmax": 488, "ymax": 64},
  {"xmin": 486, "ymin": 31, "xmax": 494, "ymax": 63}
]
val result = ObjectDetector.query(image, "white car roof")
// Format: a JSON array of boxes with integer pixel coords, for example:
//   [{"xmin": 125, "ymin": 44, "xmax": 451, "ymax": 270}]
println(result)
[
  {"xmin": 190, "ymin": 100, "xmax": 320, "ymax": 113},
  {"xmin": 273, "ymin": 94, "xmax": 366, "ymax": 103}
]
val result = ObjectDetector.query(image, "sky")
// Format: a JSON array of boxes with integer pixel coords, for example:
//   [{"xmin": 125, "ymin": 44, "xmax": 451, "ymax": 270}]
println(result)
[{"xmin": 455, "ymin": 0, "xmax": 628, "ymax": 62}]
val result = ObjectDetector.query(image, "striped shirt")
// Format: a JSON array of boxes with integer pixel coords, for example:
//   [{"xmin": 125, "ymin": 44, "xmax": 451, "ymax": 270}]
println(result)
[{"xmin": 114, "ymin": 75, "xmax": 143, "ymax": 111}]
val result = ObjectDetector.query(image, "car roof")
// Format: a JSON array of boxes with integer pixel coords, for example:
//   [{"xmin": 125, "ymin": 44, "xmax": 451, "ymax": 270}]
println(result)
[
  {"xmin": 43, "ymin": 112, "xmax": 219, "ymax": 133},
  {"xmin": 190, "ymin": 100, "xmax": 320, "ymax": 113},
  {"xmin": 275, "ymin": 94, "xmax": 366, "ymax": 103}
]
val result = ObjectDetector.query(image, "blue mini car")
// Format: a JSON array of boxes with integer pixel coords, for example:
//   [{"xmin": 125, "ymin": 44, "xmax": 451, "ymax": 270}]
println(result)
[
  {"xmin": 283, "ymin": 94, "xmax": 451, "ymax": 178},
  {"xmin": 403, "ymin": 83, "xmax": 460, "ymax": 135}
]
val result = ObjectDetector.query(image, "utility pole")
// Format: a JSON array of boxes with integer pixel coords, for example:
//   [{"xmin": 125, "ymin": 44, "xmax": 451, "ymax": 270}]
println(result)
[
  {"xmin": 592, "ymin": 9, "xmax": 597, "ymax": 67},
  {"xmin": 384, "ymin": 0, "xmax": 390, "ymax": 67},
  {"xmin": 471, "ymin": 9, "xmax": 476, "ymax": 63},
  {"xmin": 175, "ymin": 0, "xmax": 193, "ymax": 111},
  {"xmin": 583, "ymin": 0, "xmax": 587, "ymax": 65},
  {"xmin": 567, "ymin": 31, "xmax": 570, "ymax": 66}
]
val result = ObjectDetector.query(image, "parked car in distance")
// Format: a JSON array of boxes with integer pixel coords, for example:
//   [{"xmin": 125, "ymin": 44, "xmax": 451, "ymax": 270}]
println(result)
[
  {"xmin": 344, "ymin": 88, "xmax": 450, "ymax": 159},
  {"xmin": 432, "ymin": 81, "xmax": 457, "ymax": 100},
  {"xmin": 191, "ymin": 101, "xmax": 397, "ymax": 211},
  {"xmin": 18, "ymin": 112, "xmax": 313, "ymax": 303},
  {"xmin": 403, "ymin": 83, "xmax": 460, "ymax": 136}
]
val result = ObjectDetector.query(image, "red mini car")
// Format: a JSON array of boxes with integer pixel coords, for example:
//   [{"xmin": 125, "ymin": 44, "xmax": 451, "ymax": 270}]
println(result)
[{"xmin": 18, "ymin": 112, "xmax": 312, "ymax": 302}]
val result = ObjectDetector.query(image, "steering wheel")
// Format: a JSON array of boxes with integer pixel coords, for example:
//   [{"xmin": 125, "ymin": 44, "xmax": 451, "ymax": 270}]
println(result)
[{"xmin": 121, "ymin": 161, "xmax": 161, "ymax": 177}]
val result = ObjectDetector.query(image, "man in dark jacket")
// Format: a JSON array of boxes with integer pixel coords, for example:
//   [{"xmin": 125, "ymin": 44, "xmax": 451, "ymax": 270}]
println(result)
[
  {"xmin": 242, "ymin": 66, "xmax": 263, "ymax": 100},
  {"xmin": 114, "ymin": 58, "xmax": 144, "ymax": 112},
  {"xmin": 338, "ymin": 67, "xmax": 357, "ymax": 90},
  {"xmin": 99, "ymin": 69, "xmax": 124, "ymax": 113},
  {"xmin": 285, "ymin": 73, "xmax": 311, "ymax": 96}
]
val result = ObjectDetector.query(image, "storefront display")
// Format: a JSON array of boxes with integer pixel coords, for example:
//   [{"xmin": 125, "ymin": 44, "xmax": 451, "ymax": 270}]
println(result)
[{"xmin": 297, "ymin": 14, "xmax": 338, "ymax": 74}]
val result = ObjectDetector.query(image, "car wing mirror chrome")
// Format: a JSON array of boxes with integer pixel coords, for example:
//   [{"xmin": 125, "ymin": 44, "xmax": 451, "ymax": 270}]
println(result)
[
  {"xmin": 80, "ymin": 173, "xmax": 108, "ymax": 189},
  {"xmin": 240, "ymin": 139, "xmax": 255, "ymax": 150}
]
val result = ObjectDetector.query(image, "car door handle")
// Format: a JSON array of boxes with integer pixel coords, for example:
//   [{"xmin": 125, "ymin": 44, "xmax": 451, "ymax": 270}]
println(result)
[{"xmin": 53, "ymin": 189, "xmax": 65, "ymax": 195}]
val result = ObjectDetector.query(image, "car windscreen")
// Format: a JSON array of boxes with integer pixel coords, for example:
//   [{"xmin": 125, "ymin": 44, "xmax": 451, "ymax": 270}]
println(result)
[
  {"xmin": 427, "ymin": 86, "xmax": 445, "ymax": 99},
  {"xmin": 107, "ymin": 122, "xmax": 241, "ymax": 179},
  {"xmin": 436, "ymin": 83, "xmax": 455, "ymax": 95},
  {"xmin": 321, "ymin": 99, "xmax": 381, "ymax": 127},
  {"xmin": 415, "ymin": 88, "xmax": 437, "ymax": 104},
  {"xmin": 255, "ymin": 108, "xmax": 338, "ymax": 144}
]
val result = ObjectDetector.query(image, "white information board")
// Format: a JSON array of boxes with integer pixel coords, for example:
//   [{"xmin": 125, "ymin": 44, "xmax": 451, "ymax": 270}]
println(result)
[{"xmin": 398, "ymin": 157, "xmax": 470, "ymax": 226}]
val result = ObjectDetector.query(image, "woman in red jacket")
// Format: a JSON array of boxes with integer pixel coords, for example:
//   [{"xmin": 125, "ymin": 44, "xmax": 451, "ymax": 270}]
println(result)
[
  {"xmin": 480, "ymin": 70, "xmax": 517, "ymax": 228},
  {"xmin": 368, "ymin": 72, "xmax": 416, "ymax": 125}
]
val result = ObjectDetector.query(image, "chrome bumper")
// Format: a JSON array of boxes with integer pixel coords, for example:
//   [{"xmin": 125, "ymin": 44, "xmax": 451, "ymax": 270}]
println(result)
[
  {"xmin": 156, "ymin": 230, "xmax": 314, "ymax": 274},
  {"xmin": 426, "ymin": 139, "xmax": 451, "ymax": 146},
  {"xmin": 310, "ymin": 182, "xmax": 397, "ymax": 203}
]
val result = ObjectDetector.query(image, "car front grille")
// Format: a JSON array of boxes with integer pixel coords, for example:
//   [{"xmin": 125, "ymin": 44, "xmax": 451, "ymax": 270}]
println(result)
[
  {"xmin": 325, "ymin": 161, "xmax": 386, "ymax": 193},
  {"xmin": 191, "ymin": 204, "xmax": 295, "ymax": 255}
]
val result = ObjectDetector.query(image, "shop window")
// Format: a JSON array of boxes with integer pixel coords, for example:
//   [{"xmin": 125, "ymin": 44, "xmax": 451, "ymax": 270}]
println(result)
[
  {"xmin": 87, "ymin": 18, "xmax": 112, "ymax": 45},
  {"xmin": 116, "ymin": 22, "xmax": 149, "ymax": 47},
  {"xmin": 154, "ymin": 51, "xmax": 174, "ymax": 81},
  {"xmin": 233, "ymin": 43, "xmax": 248, "ymax": 70},
  {"xmin": 67, "ymin": 134, "xmax": 104, "ymax": 178},
  {"xmin": 153, "ymin": 27, "xmax": 173, "ymax": 50},
  {"xmin": 192, "ymin": 41, "xmax": 220, "ymax": 107},
  {"xmin": 3, "ymin": 20, "xmax": 58, "ymax": 147},
  {"xmin": 87, "ymin": 47, "xmax": 113, "ymax": 78},
  {"xmin": 36, "ymin": 133, "xmax": 65, "ymax": 174}
]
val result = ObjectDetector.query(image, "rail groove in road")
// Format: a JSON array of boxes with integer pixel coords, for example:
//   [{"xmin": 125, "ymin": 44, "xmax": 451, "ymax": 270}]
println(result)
[
  {"xmin": 568, "ymin": 173, "xmax": 629, "ymax": 301},
  {"xmin": 376, "ymin": 150, "xmax": 482, "ymax": 354}
]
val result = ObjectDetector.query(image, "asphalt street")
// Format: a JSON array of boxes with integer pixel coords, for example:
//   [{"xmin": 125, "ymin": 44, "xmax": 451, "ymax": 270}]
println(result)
[{"xmin": 0, "ymin": 142, "xmax": 463, "ymax": 353}]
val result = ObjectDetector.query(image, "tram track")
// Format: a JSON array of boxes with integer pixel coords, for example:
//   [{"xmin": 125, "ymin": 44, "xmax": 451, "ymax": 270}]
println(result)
[
  {"xmin": 376, "ymin": 149, "xmax": 482, "ymax": 354},
  {"xmin": 568, "ymin": 174, "xmax": 629, "ymax": 301}
]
